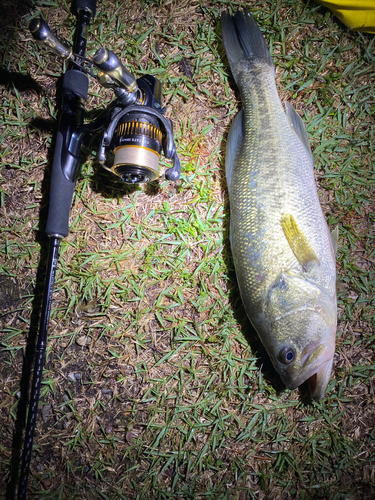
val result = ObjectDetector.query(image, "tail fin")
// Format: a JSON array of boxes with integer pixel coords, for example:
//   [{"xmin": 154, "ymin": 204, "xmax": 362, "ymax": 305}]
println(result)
[{"xmin": 221, "ymin": 10, "xmax": 274, "ymax": 81}]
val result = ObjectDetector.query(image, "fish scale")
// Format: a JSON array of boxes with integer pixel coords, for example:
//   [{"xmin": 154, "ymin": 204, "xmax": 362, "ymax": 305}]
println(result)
[{"xmin": 222, "ymin": 10, "xmax": 337, "ymax": 399}]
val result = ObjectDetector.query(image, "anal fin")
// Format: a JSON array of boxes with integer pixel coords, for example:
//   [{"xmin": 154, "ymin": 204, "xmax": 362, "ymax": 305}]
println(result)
[
  {"xmin": 285, "ymin": 102, "xmax": 312, "ymax": 159},
  {"xmin": 330, "ymin": 226, "xmax": 339, "ymax": 256}
]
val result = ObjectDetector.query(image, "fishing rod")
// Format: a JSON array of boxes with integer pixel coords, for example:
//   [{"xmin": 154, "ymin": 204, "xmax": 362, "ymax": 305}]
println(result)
[{"xmin": 18, "ymin": 1, "xmax": 180, "ymax": 496}]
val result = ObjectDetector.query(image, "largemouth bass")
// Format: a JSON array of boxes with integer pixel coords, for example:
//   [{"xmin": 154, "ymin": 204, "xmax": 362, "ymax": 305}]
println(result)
[{"xmin": 221, "ymin": 10, "xmax": 337, "ymax": 400}]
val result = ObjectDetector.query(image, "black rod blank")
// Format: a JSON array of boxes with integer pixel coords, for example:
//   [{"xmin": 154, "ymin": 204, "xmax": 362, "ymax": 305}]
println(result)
[{"xmin": 17, "ymin": 237, "xmax": 60, "ymax": 499}]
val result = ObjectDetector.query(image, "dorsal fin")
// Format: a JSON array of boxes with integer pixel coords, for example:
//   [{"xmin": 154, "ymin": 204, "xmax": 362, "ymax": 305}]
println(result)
[
  {"xmin": 225, "ymin": 109, "xmax": 243, "ymax": 192},
  {"xmin": 285, "ymin": 102, "xmax": 312, "ymax": 159}
]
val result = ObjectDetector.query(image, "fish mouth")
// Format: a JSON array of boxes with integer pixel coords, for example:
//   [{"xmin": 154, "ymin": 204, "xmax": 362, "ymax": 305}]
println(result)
[
  {"xmin": 282, "ymin": 339, "xmax": 334, "ymax": 400},
  {"xmin": 307, "ymin": 357, "xmax": 334, "ymax": 401}
]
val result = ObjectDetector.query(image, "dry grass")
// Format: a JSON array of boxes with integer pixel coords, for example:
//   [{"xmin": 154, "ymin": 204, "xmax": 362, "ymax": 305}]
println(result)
[{"xmin": 0, "ymin": 0, "xmax": 374, "ymax": 499}]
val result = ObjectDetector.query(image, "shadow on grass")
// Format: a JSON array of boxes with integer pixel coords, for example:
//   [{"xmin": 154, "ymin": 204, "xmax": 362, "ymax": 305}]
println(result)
[
  {"xmin": 0, "ymin": 0, "xmax": 34, "ymax": 60},
  {"xmin": 0, "ymin": 2, "xmax": 57, "ymax": 495},
  {"xmin": 0, "ymin": 71, "xmax": 43, "ymax": 94}
]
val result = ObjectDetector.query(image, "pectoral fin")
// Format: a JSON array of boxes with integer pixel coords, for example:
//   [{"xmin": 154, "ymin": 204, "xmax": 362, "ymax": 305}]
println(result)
[{"xmin": 281, "ymin": 214, "xmax": 319, "ymax": 270}]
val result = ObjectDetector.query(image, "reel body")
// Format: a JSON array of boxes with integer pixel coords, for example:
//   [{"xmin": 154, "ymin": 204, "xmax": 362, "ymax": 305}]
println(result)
[{"xmin": 107, "ymin": 75, "xmax": 165, "ymax": 184}]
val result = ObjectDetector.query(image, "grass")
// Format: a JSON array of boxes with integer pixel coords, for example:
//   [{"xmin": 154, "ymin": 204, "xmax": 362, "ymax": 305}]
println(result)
[{"xmin": 0, "ymin": 0, "xmax": 374, "ymax": 498}]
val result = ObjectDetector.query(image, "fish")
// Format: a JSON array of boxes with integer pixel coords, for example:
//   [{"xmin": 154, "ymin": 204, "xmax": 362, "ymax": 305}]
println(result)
[{"xmin": 221, "ymin": 10, "xmax": 337, "ymax": 400}]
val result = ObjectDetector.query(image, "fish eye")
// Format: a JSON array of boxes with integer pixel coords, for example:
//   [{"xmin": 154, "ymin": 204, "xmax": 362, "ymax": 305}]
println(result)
[{"xmin": 278, "ymin": 347, "xmax": 295, "ymax": 364}]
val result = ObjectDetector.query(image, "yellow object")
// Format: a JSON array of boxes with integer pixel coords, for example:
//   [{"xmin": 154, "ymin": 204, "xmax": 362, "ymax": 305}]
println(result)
[{"xmin": 316, "ymin": 0, "xmax": 375, "ymax": 33}]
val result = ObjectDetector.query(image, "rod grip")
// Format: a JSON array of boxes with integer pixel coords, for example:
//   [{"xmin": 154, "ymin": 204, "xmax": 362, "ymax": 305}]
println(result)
[{"xmin": 45, "ymin": 131, "xmax": 76, "ymax": 238}]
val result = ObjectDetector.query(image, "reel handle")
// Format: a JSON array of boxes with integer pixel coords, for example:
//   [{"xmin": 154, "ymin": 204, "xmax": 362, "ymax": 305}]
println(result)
[
  {"xmin": 93, "ymin": 48, "xmax": 138, "ymax": 92},
  {"xmin": 29, "ymin": 18, "xmax": 72, "ymax": 60}
]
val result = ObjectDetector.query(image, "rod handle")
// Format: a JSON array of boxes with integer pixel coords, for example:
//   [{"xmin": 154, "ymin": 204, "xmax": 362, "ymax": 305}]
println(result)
[{"xmin": 45, "ymin": 129, "xmax": 76, "ymax": 238}]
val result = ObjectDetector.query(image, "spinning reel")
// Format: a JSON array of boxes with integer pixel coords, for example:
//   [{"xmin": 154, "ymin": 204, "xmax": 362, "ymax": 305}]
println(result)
[{"xmin": 29, "ymin": 17, "xmax": 180, "ymax": 184}]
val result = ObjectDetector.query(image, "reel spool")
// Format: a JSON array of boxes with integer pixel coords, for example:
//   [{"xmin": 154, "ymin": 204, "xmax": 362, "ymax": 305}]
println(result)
[{"xmin": 110, "ymin": 113, "xmax": 162, "ymax": 183}]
